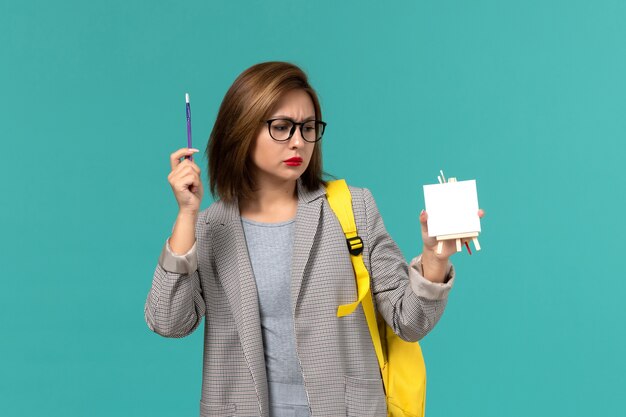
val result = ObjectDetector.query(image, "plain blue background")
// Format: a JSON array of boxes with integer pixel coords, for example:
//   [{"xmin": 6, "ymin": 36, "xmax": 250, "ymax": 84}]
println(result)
[{"xmin": 2, "ymin": 1, "xmax": 625, "ymax": 416}]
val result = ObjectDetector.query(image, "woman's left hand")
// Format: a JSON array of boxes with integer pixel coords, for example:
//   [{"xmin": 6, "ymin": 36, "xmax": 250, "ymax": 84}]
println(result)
[{"xmin": 418, "ymin": 209, "xmax": 485, "ymax": 282}]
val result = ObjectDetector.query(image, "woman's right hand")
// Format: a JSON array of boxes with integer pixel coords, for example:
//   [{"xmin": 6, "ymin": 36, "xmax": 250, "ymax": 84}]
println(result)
[{"xmin": 168, "ymin": 148, "xmax": 203, "ymax": 215}]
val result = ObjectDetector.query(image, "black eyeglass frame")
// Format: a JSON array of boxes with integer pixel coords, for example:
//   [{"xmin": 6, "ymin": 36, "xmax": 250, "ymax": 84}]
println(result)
[{"xmin": 264, "ymin": 118, "xmax": 327, "ymax": 143}]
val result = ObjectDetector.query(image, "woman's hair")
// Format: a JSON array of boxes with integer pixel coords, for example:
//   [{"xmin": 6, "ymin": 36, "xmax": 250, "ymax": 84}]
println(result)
[{"xmin": 207, "ymin": 61, "xmax": 326, "ymax": 203}]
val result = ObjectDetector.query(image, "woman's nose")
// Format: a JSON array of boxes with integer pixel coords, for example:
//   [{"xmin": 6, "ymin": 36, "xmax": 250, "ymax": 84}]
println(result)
[{"xmin": 289, "ymin": 128, "xmax": 304, "ymax": 148}]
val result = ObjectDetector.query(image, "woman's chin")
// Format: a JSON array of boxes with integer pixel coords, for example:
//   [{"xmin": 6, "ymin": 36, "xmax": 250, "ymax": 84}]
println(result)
[{"xmin": 281, "ymin": 164, "xmax": 307, "ymax": 177}]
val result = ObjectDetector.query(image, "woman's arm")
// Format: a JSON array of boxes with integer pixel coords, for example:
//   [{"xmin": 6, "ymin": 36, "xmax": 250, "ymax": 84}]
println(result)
[
  {"xmin": 362, "ymin": 188, "xmax": 454, "ymax": 342},
  {"xmin": 144, "ymin": 213, "xmax": 207, "ymax": 338}
]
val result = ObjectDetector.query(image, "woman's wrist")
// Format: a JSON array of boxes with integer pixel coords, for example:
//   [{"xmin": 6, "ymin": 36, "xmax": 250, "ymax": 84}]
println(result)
[
  {"xmin": 177, "ymin": 209, "xmax": 199, "ymax": 220},
  {"xmin": 170, "ymin": 211, "xmax": 198, "ymax": 255},
  {"xmin": 421, "ymin": 249, "xmax": 450, "ymax": 283}
]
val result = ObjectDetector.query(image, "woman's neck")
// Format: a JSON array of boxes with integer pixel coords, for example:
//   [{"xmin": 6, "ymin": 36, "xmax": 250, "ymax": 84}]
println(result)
[{"xmin": 238, "ymin": 178, "xmax": 298, "ymax": 222}]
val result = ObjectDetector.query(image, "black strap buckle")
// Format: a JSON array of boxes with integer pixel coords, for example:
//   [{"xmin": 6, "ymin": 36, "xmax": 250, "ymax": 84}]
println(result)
[{"xmin": 346, "ymin": 236, "xmax": 364, "ymax": 256}]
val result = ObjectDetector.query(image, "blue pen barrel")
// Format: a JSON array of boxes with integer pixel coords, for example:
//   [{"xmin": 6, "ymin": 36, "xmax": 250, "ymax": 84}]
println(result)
[{"xmin": 186, "ymin": 101, "xmax": 193, "ymax": 161}]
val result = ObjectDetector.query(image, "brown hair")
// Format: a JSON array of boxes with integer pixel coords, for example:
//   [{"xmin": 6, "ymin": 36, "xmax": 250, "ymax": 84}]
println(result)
[{"xmin": 207, "ymin": 61, "xmax": 327, "ymax": 203}]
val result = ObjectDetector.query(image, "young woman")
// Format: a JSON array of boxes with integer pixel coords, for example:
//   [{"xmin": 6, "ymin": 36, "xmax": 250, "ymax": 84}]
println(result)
[{"xmin": 145, "ymin": 61, "xmax": 484, "ymax": 417}]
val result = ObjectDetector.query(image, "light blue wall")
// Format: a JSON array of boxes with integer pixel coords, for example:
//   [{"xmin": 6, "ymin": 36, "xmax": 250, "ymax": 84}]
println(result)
[{"xmin": 2, "ymin": 1, "xmax": 624, "ymax": 416}]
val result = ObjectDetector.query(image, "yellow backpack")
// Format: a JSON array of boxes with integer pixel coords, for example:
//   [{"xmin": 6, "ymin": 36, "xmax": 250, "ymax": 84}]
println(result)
[{"xmin": 326, "ymin": 179, "xmax": 427, "ymax": 417}]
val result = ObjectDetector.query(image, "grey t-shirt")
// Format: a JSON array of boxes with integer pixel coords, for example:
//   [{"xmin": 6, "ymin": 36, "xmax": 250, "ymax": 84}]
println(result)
[{"xmin": 241, "ymin": 217, "xmax": 310, "ymax": 414}]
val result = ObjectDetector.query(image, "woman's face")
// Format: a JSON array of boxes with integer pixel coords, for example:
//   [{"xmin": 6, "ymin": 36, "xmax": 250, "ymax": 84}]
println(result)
[{"xmin": 249, "ymin": 89, "xmax": 317, "ymax": 187}]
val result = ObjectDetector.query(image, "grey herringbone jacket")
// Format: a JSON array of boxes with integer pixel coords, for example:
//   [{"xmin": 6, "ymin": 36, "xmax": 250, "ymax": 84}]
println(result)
[{"xmin": 144, "ymin": 179, "xmax": 455, "ymax": 417}]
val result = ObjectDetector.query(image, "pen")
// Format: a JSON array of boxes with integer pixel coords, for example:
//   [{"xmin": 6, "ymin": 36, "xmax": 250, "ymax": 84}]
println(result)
[{"xmin": 185, "ymin": 93, "xmax": 193, "ymax": 161}]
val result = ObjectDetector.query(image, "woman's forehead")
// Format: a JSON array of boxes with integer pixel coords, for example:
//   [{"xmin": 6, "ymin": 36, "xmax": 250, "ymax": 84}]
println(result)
[{"xmin": 270, "ymin": 90, "xmax": 315, "ymax": 116}]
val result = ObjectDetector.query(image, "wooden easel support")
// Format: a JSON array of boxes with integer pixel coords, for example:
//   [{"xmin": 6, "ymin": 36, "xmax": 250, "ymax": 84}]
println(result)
[
  {"xmin": 435, "ymin": 232, "xmax": 481, "ymax": 254},
  {"xmin": 435, "ymin": 234, "xmax": 481, "ymax": 254}
]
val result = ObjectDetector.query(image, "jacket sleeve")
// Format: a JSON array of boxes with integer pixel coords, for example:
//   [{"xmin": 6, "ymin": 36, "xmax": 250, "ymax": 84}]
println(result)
[
  {"xmin": 363, "ymin": 188, "xmax": 455, "ymax": 342},
  {"xmin": 144, "ymin": 221, "xmax": 207, "ymax": 338}
]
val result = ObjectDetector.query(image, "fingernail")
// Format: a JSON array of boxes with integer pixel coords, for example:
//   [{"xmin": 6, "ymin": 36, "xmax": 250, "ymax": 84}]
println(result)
[
  {"xmin": 420, "ymin": 209, "xmax": 425, "ymax": 215},
  {"xmin": 190, "ymin": 148, "xmax": 199, "ymax": 152}
]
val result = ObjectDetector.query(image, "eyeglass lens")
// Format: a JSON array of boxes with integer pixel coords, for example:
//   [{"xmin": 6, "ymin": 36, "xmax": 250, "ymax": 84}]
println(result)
[{"xmin": 269, "ymin": 120, "xmax": 324, "ymax": 142}]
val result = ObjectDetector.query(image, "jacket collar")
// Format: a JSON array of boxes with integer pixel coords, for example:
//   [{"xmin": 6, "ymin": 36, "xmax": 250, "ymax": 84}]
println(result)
[{"xmin": 204, "ymin": 177, "xmax": 326, "ymax": 224}]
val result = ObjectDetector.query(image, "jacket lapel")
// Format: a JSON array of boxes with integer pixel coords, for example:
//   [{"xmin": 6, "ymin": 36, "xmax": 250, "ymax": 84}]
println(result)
[
  {"xmin": 211, "ymin": 178, "xmax": 326, "ymax": 416},
  {"xmin": 290, "ymin": 180, "xmax": 326, "ymax": 317},
  {"xmin": 212, "ymin": 203, "xmax": 269, "ymax": 416}
]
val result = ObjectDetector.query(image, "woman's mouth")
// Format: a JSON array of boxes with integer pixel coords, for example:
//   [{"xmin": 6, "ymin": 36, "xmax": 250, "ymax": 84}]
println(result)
[{"xmin": 284, "ymin": 157, "xmax": 303, "ymax": 166}]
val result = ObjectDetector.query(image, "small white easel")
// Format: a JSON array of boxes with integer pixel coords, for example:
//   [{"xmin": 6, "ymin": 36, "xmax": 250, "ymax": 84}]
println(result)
[{"xmin": 424, "ymin": 170, "xmax": 482, "ymax": 255}]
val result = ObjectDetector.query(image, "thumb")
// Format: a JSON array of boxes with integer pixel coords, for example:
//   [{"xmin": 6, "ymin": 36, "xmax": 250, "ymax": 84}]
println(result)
[{"xmin": 419, "ymin": 209, "xmax": 429, "ymax": 236}]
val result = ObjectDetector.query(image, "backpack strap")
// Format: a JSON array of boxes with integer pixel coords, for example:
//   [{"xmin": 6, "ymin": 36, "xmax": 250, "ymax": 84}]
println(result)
[{"xmin": 326, "ymin": 179, "xmax": 386, "ymax": 370}]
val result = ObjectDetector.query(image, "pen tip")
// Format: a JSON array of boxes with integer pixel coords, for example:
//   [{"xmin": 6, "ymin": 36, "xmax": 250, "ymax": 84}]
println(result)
[{"xmin": 185, "ymin": 93, "xmax": 189, "ymax": 103}]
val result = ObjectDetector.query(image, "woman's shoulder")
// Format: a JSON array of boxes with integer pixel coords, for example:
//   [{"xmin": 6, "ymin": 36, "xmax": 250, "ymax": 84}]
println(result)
[
  {"xmin": 196, "ymin": 199, "xmax": 236, "ymax": 227},
  {"xmin": 329, "ymin": 181, "xmax": 375, "ymax": 205},
  {"xmin": 325, "ymin": 180, "xmax": 380, "ymax": 221},
  {"xmin": 345, "ymin": 183, "xmax": 368, "ymax": 197}
]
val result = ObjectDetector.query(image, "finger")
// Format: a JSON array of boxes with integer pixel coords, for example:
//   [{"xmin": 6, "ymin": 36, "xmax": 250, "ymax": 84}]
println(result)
[
  {"xmin": 173, "ymin": 173, "xmax": 200, "ymax": 193},
  {"xmin": 175, "ymin": 163, "xmax": 200, "ymax": 177},
  {"xmin": 168, "ymin": 164, "xmax": 195, "ymax": 183},
  {"xmin": 178, "ymin": 157, "xmax": 202, "ymax": 174},
  {"xmin": 181, "ymin": 171, "xmax": 201, "ymax": 186},
  {"xmin": 190, "ymin": 161, "xmax": 201, "ymax": 175},
  {"xmin": 170, "ymin": 148, "xmax": 200, "ymax": 171},
  {"xmin": 176, "ymin": 150, "xmax": 201, "ymax": 169},
  {"xmin": 419, "ymin": 209, "xmax": 428, "ymax": 224},
  {"xmin": 169, "ymin": 165, "xmax": 200, "ymax": 185},
  {"xmin": 170, "ymin": 159, "xmax": 201, "ymax": 180},
  {"xmin": 478, "ymin": 209, "xmax": 485, "ymax": 218},
  {"xmin": 419, "ymin": 209, "xmax": 429, "ymax": 235}
]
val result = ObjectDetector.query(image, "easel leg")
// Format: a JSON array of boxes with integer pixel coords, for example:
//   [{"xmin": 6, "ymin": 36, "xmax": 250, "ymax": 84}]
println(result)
[
  {"xmin": 456, "ymin": 238, "xmax": 462, "ymax": 252},
  {"xmin": 472, "ymin": 237, "xmax": 481, "ymax": 251},
  {"xmin": 436, "ymin": 241, "xmax": 444, "ymax": 255}
]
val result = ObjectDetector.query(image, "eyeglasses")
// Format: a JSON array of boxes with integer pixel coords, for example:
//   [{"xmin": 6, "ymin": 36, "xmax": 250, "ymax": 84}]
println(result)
[{"xmin": 265, "ymin": 118, "xmax": 327, "ymax": 143}]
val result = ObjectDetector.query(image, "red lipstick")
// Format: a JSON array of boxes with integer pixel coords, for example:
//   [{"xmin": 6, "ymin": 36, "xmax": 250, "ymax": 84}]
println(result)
[{"xmin": 284, "ymin": 157, "xmax": 303, "ymax": 166}]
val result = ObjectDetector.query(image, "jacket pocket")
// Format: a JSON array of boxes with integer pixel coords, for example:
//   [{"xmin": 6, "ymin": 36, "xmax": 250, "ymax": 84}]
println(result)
[
  {"xmin": 344, "ymin": 375, "xmax": 386, "ymax": 417},
  {"xmin": 199, "ymin": 401, "xmax": 237, "ymax": 417}
]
